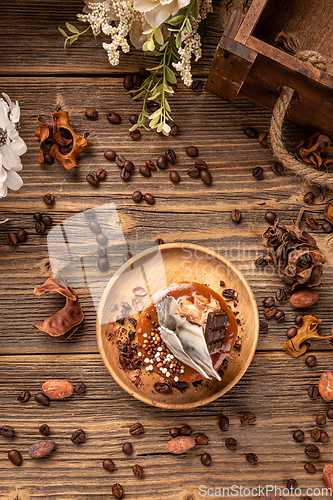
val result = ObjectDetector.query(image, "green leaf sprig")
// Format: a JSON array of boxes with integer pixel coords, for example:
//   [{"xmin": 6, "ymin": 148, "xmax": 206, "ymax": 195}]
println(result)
[{"xmin": 58, "ymin": 23, "xmax": 91, "ymax": 49}]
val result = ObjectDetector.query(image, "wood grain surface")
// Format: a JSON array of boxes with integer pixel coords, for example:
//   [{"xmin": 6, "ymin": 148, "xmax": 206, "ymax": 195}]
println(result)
[{"xmin": 1, "ymin": 1, "xmax": 333, "ymax": 499}]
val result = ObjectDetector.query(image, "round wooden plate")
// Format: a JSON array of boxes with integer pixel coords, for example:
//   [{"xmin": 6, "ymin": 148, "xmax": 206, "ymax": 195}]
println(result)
[{"xmin": 96, "ymin": 243, "xmax": 259, "ymax": 409}]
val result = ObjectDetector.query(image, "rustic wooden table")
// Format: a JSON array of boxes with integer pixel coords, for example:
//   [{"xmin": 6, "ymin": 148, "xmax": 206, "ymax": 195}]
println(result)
[{"xmin": 1, "ymin": 1, "xmax": 333, "ymax": 499}]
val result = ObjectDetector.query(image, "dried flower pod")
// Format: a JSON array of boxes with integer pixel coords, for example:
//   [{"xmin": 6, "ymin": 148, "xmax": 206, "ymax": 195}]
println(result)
[
  {"xmin": 283, "ymin": 315, "xmax": 333, "ymax": 357},
  {"xmin": 298, "ymin": 132, "xmax": 333, "ymax": 169},
  {"xmin": 34, "ymin": 276, "xmax": 77, "ymax": 300},
  {"xmin": 324, "ymin": 203, "xmax": 333, "ymax": 224}
]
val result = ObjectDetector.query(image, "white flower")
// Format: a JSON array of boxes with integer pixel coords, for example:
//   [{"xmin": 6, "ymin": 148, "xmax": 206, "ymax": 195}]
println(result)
[
  {"xmin": 0, "ymin": 93, "xmax": 27, "ymax": 198},
  {"xmin": 133, "ymin": 0, "xmax": 190, "ymax": 28}
]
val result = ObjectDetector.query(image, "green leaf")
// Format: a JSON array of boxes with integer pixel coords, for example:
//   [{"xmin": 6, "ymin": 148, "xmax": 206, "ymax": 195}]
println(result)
[
  {"xmin": 191, "ymin": 0, "xmax": 199, "ymax": 19},
  {"xmin": 69, "ymin": 34, "xmax": 79, "ymax": 44},
  {"xmin": 66, "ymin": 22, "xmax": 79, "ymax": 34},
  {"xmin": 154, "ymin": 27, "xmax": 164, "ymax": 46},
  {"xmin": 175, "ymin": 32, "xmax": 182, "ymax": 49},
  {"xmin": 165, "ymin": 99, "xmax": 171, "ymax": 112},
  {"xmin": 147, "ymin": 64, "xmax": 163, "ymax": 71},
  {"xmin": 129, "ymin": 123, "xmax": 140, "ymax": 132},
  {"xmin": 142, "ymin": 40, "xmax": 149, "ymax": 52},
  {"xmin": 168, "ymin": 15, "xmax": 185, "ymax": 25},
  {"xmin": 149, "ymin": 109, "xmax": 162, "ymax": 120},
  {"xmin": 186, "ymin": 18, "xmax": 192, "ymax": 33},
  {"xmin": 165, "ymin": 66, "xmax": 177, "ymax": 84},
  {"xmin": 162, "ymin": 123, "xmax": 171, "ymax": 135},
  {"xmin": 58, "ymin": 27, "xmax": 67, "ymax": 38},
  {"xmin": 142, "ymin": 28, "xmax": 154, "ymax": 35},
  {"xmin": 147, "ymin": 38, "xmax": 155, "ymax": 51},
  {"xmin": 157, "ymin": 122, "xmax": 164, "ymax": 133},
  {"xmin": 149, "ymin": 116, "xmax": 160, "ymax": 128}
]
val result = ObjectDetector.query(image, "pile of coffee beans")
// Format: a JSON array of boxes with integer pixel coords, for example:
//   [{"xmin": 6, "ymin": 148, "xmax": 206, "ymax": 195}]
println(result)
[
  {"xmin": 187, "ymin": 159, "xmax": 212, "ymax": 185},
  {"xmin": 86, "ymin": 168, "xmax": 107, "ymax": 186},
  {"xmin": 33, "ymin": 211, "xmax": 53, "ymax": 235}
]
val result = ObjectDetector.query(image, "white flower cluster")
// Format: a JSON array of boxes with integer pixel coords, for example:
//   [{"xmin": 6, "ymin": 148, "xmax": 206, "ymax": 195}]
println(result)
[{"xmin": 78, "ymin": 1, "xmax": 112, "ymax": 36}]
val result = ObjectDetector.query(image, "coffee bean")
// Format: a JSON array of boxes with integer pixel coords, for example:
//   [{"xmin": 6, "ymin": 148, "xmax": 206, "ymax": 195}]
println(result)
[
  {"xmin": 231, "ymin": 209, "xmax": 242, "ymax": 222},
  {"xmin": 316, "ymin": 414, "xmax": 326, "ymax": 425},
  {"xmin": 274, "ymin": 310, "xmax": 285, "ymax": 322},
  {"xmin": 252, "ymin": 166, "xmax": 264, "ymax": 179},
  {"xmin": 133, "ymin": 464, "xmax": 143, "ymax": 477},
  {"xmin": 169, "ymin": 427, "xmax": 179, "ymax": 438},
  {"xmin": 186, "ymin": 146, "xmax": 198, "ymax": 157},
  {"xmin": 263, "ymin": 297, "xmax": 275, "ymax": 308},
  {"xmin": 327, "ymin": 409, "xmax": 333, "ymax": 419},
  {"xmin": 192, "ymin": 80, "xmax": 204, "ymax": 92},
  {"xmin": 89, "ymin": 221, "xmax": 101, "ymax": 234},
  {"xmin": 246, "ymin": 453, "xmax": 258, "ymax": 464},
  {"xmin": 200, "ymin": 169, "xmax": 212, "ymax": 185},
  {"xmin": 129, "ymin": 114, "xmax": 138, "ymax": 125},
  {"xmin": 271, "ymin": 162, "xmax": 284, "ymax": 174},
  {"xmin": 304, "ymin": 462, "xmax": 316, "ymax": 473},
  {"xmin": 43, "ymin": 194, "xmax": 55, "ymax": 205},
  {"xmin": 165, "ymin": 149, "xmax": 176, "ymax": 163},
  {"xmin": 293, "ymin": 429, "xmax": 304, "ymax": 442},
  {"xmin": 144, "ymin": 193, "xmax": 155, "ymax": 205},
  {"xmin": 96, "ymin": 233, "xmax": 108, "ymax": 246},
  {"xmin": 18, "ymin": 390, "xmax": 30, "ymax": 403},
  {"xmin": 156, "ymin": 155, "xmax": 167, "ymax": 169},
  {"xmin": 170, "ymin": 123, "xmax": 179, "ymax": 136},
  {"xmin": 322, "ymin": 221, "xmax": 333, "ymax": 233},
  {"xmin": 265, "ymin": 211, "xmax": 277, "ymax": 224},
  {"xmin": 310, "ymin": 428, "xmax": 321, "ymax": 441},
  {"xmin": 225, "ymin": 438, "xmax": 237, "ymax": 450},
  {"xmin": 44, "ymin": 154, "xmax": 54, "ymax": 164},
  {"xmin": 276, "ymin": 288, "xmax": 287, "ymax": 301},
  {"xmin": 259, "ymin": 320, "xmax": 269, "ymax": 333},
  {"xmin": 286, "ymin": 479, "xmax": 297, "ymax": 490},
  {"xmin": 39, "ymin": 424, "xmax": 49, "ymax": 436},
  {"xmin": 8, "ymin": 450, "xmax": 22, "ymax": 466},
  {"xmin": 244, "ymin": 127, "xmax": 258, "ymax": 138},
  {"xmin": 33, "ymin": 212, "xmax": 43, "ymax": 221},
  {"xmin": 308, "ymin": 385, "xmax": 319, "ymax": 399},
  {"xmin": 75, "ymin": 382, "xmax": 86, "ymax": 395},
  {"xmin": 263, "ymin": 306, "xmax": 277, "ymax": 318},
  {"xmin": 123, "ymin": 75, "xmax": 133, "ymax": 90},
  {"xmin": 255, "ymin": 256, "xmax": 268, "ymax": 268},
  {"xmin": 104, "ymin": 150, "xmax": 117, "ymax": 161},
  {"xmin": 6, "ymin": 232, "xmax": 17, "ymax": 246},
  {"xmin": 139, "ymin": 165, "xmax": 151, "ymax": 177},
  {"xmin": 187, "ymin": 167, "xmax": 200, "ymax": 178},
  {"xmin": 97, "ymin": 246, "xmax": 107, "ymax": 257},
  {"xmin": 122, "ymin": 442, "xmax": 132, "ymax": 455},
  {"xmin": 41, "ymin": 215, "xmax": 52, "ymax": 226},
  {"xmin": 85, "ymin": 108, "xmax": 98, "ymax": 120},
  {"xmin": 196, "ymin": 434, "xmax": 209, "ymax": 445},
  {"xmin": 86, "ymin": 172, "xmax": 99, "ymax": 185},
  {"xmin": 180, "ymin": 425, "xmax": 192, "ymax": 436},
  {"xmin": 35, "ymin": 392, "xmax": 50, "ymax": 406},
  {"xmin": 305, "ymin": 355, "xmax": 316, "ymax": 367},
  {"xmin": 286, "ymin": 326, "xmax": 297, "ymax": 338},
  {"xmin": 219, "ymin": 415, "xmax": 229, "ymax": 431},
  {"xmin": 201, "ymin": 453, "xmax": 211, "ymax": 466},
  {"xmin": 306, "ymin": 217, "xmax": 318, "ymax": 229},
  {"xmin": 130, "ymin": 130, "xmax": 141, "ymax": 140},
  {"xmin": 170, "ymin": 170, "xmax": 180, "ymax": 183},
  {"xmin": 1, "ymin": 426, "xmax": 15, "ymax": 437},
  {"xmin": 98, "ymin": 257, "xmax": 109, "ymax": 272},
  {"xmin": 258, "ymin": 131, "xmax": 268, "ymax": 146},
  {"xmin": 139, "ymin": 67, "xmax": 150, "ymax": 79},
  {"xmin": 147, "ymin": 102, "xmax": 159, "ymax": 112},
  {"xmin": 96, "ymin": 168, "xmax": 107, "ymax": 180},
  {"xmin": 71, "ymin": 429, "xmax": 85, "ymax": 443},
  {"xmin": 129, "ymin": 423, "xmax": 144, "ymax": 435},
  {"xmin": 107, "ymin": 111, "xmax": 121, "ymax": 124},
  {"xmin": 112, "ymin": 483, "xmax": 123, "ymax": 499},
  {"xmin": 84, "ymin": 208, "xmax": 95, "ymax": 219},
  {"xmin": 305, "ymin": 444, "xmax": 319, "ymax": 458},
  {"xmin": 304, "ymin": 192, "xmax": 315, "ymax": 204},
  {"xmin": 131, "ymin": 191, "xmax": 143, "ymax": 203},
  {"xmin": 145, "ymin": 160, "xmax": 156, "ymax": 171},
  {"xmin": 320, "ymin": 431, "xmax": 329, "ymax": 443},
  {"xmin": 103, "ymin": 458, "xmax": 115, "ymax": 471},
  {"xmin": 133, "ymin": 74, "xmax": 142, "ymax": 87},
  {"xmin": 155, "ymin": 238, "xmax": 164, "ymax": 245},
  {"xmin": 16, "ymin": 229, "xmax": 27, "ymax": 242},
  {"xmin": 240, "ymin": 413, "xmax": 256, "ymax": 425},
  {"xmin": 295, "ymin": 314, "xmax": 303, "ymax": 326}
]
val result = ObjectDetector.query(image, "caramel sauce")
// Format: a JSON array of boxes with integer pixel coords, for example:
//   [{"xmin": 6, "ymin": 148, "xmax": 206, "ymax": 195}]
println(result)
[{"xmin": 136, "ymin": 282, "xmax": 238, "ymax": 382}]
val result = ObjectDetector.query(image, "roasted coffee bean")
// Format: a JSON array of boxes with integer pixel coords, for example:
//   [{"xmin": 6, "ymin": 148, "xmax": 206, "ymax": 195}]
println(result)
[
  {"xmin": 225, "ymin": 438, "xmax": 237, "ymax": 450},
  {"xmin": 97, "ymin": 246, "xmax": 107, "ymax": 257},
  {"xmin": 240, "ymin": 413, "xmax": 256, "ymax": 425},
  {"xmin": 39, "ymin": 424, "xmax": 49, "ymax": 436},
  {"xmin": 259, "ymin": 320, "xmax": 269, "ymax": 333},
  {"xmin": 180, "ymin": 425, "xmax": 192, "ymax": 436},
  {"xmin": 144, "ymin": 193, "xmax": 155, "ymax": 205},
  {"xmin": 155, "ymin": 238, "xmax": 164, "ymax": 245},
  {"xmin": 103, "ymin": 458, "xmax": 115, "ymax": 471},
  {"xmin": 327, "ymin": 409, "xmax": 333, "ymax": 419},
  {"xmin": 320, "ymin": 431, "xmax": 329, "ymax": 443},
  {"xmin": 112, "ymin": 483, "xmax": 123, "ymax": 499},
  {"xmin": 255, "ymin": 255, "xmax": 268, "ymax": 267},
  {"xmin": 170, "ymin": 170, "xmax": 180, "ymax": 183},
  {"xmin": 130, "ymin": 130, "xmax": 141, "ymax": 140},
  {"xmin": 18, "ymin": 390, "xmax": 30, "ymax": 403},
  {"xmin": 43, "ymin": 193, "xmax": 55, "ymax": 205},
  {"xmin": 322, "ymin": 221, "xmax": 333, "ymax": 233},
  {"xmin": 286, "ymin": 479, "xmax": 297, "ymax": 490},
  {"xmin": 122, "ymin": 442, "xmax": 132, "ymax": 455},
  {"xmin": 263, "ymin": 297, "xmax": 275, "ymax": 308},
  {"xmin": 186, "ymin": 146, "xmax": 199, "ymax": 157},
  {"xmin": 41, "ymin": 215, "xmax": 52, "ymax": 227},
  {"xmin": 316, "ymin": 414, "xmax": 326, "ymax": 425},
  {"xmin": 293, "ymin": 429, "xmax": 304, "ymax": 442},
  {"xmin": 263, "ymin": 306, "xmax": 277, "ymax": 318},
  {"xmin": 71, "ymin": 429, "xmax": 85, "ymax": 443},
  {"xmin": 139, "ymin": 67, "xmax": 150, "ymax": 79},
  {"xmin": 271, "ymin": 162, "xmax": 284, "ymax": 174},
  {"xmin": 231, "ymin": 209, "xmax": 242, "ymax": 222},
  {"xmin": 129, "ymin": 114, "xmax": 139, "ymax": 125},
  {"xmin": 16, "ymin": 229, "xmax": 27, "ymax": 242},
  {"xmin": 304, "ymin": 462, "xmax": 316, "ymax": 473},
  {"xmin": 194, "ymin": 160, "xmax": 207, "ymax": 170},
  {"xmin": 132, "ymin": 191, "xmax": 143, "ymax": 203},
  {"xmin": 192, "ymin": 80, "xmax": 204, "ymax": 92},
  {"xmin": 147, "ymin": 102, "xmax": 159, "ymax": 112},
  {"xmin": 244, "ymin": 127, "xmax": 258, "ymax": 138},
  {"xmin": 252, "ymin": 166, "xmax": 264, "ymax": 179},
  {"xmin": 258, "ymin": 131, "xmax": 268, "ymax": 146},
  {"xmin": 133, "ymin": 464, "xmax": 143, "ymax": 477},
  {"xmin": 104, "ymin": 150, "xmax": 117, "ymax": 161},
  {"xmin": 286, "ymin": 326, "xmax": 297, "ymax": 339},
  {"xmin": 85, "ymin": 108, "xmax": 98, "ymax": 120},
  {"xmin": 1, "ymin": 426, "xmax": 15, "ymax": 437},
  {"xmin": 196, "ymin": 434, "xmax": 209, "ymax": 445},
  {"xmin": 265, "ymin": 211, "xmax": 277, "ymax": 224},
  {"xmin": 169, "ymin": 427, "xmax": 179, "ymax": 438},
  {"xmin": 308, "ymin": 385, "xmax": 319, "ymax": 399},
  {"xmin": 246, "ymin": 453, "xmax": 258, "ymax": 464},
  {"xmin": 121, "ymin": 160, "xmax": 134, "ymax": 173},
  {"xmin": 305, "ymin": 355, "xmax": 316, "ymax": 367},
  {"xmin": 310, "ymin": 428, "xmax": 321, "ymax": 441},
  {"xmin": 89, "ymin": 221, "xmax": 101, "ymax": 234},
  {"xmin": 139, "ymin": 165, "xmax": 151, "ymax": 177},
  {"xmin": 84, "ymin": 208, "xmax": 95, "ymax": 219},
  {"xmin": 129, "ymin": 423, "xmax": 144, "ymax": 435},
  {"xmin": 274, "ymin": 310, "xmax": 285, "ymax": 322},
  {"xmin": 75, "ymin": 382, "xmax": 86, "ymax": 395},
  {"xmin": 157, "ymin": 155, "xmax": 168, "ymax": 169},
  {"xmin": 6, "ymin": 232, "xmax": 17, "ymax": 246},
  {"xmin": 96, "ymin": 233, "xmax": 108, "ymax": 246},
  {"xmin": 86, "ymin": 172, "xmax": 99, "ymax": 185},
  {"xmin": 120, "ymin": 168, "xmax": 131, "ymax": 181},
  {"xmin": 33, "ymin": 212, "xmax": 43, "ymax": 221},
  {"xmin": 187, "ymin": 167, "xmax": 200, "ymax": 178},
  {"xmin": 123, "ymin": 75, "xmax": 133, "ymax": 90},
  {"xmin": 44, "ymin": 154, "xmax": 54, "ymax": 164},
  {"xmin": 200, "ymin": 169, "xmax": 212, "ymax": 185},
  {"xmin": 145, "ymin": 160, "xmax": 156, "ymax": 171},
  {"xmin": 133, "ymin": 74, "xmax": 142, "ymax": 87},
  {"xmin": 201, "ymin": 453, "xmax": 211, "ymax": 466},
  {"xmin": 165, "ymin": 149, "xmax": 176, "ymax": 163},
  {"xmin": 276, "ymin": 288, "xmax": 287, "ymax": 301},
  {"xmin": 98, "ymin": 257, "xmax": 109, "ymax": 272},
  {"xmin": 35, "ymin": 392, "xmax": 50, "ymax": 406},
  {"xmin": 304, "ymin": 192, "xmax": 315, "ymax": 204},
  {"xmin": 305, "ymin": 444, "xmax": 320, "ymax": 458},
  {"xmin": 96, "ymin": 168, "xmax": 107, "ymax": 180},
  {"xmin": 107, "ymin": 111, "xmax": 121, "ymax": 124},
  {"xmin": 170, "ymin": 123, "xmax": 179, "ymax": 136},
  {"xmin": 306, "ymin": 217, "xmax": 318, "ymax": 229},
  {"xmin": 219, "ymin": 415, "xmax": 229, "ymax": 431},
  {"xmin": 295, "ymin": 314, "xmax": 303, "ymax": 326},
  {"xmin": 8, "ymin": 449, "xmax": 22, "ymax": 466}
]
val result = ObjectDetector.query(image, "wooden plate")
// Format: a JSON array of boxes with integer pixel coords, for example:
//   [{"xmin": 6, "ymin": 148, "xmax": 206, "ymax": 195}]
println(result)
[{"xmin": 96, "ymin": 243, "xmax": 259, "ymax": 409}]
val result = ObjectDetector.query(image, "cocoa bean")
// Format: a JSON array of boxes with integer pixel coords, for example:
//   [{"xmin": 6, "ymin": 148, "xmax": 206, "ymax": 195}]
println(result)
[
  {"xmin": 28, "ymin": 440, "xmax": 56, "ymax": 458},
  {"xmin": 323, "ymin": 464, "xmax": 333, "ymax": 491},
  {"xmin": 42, "ymin": 379, "xmax": 74, "ymax": 399},
  {"xmin": 319, "ymin": 371, "xmax": 333, "ymax": 402},
  {"xmin": 290, "ymin": 288, "xmax": 319, "ymax": 308},
  {"xmin": 166, "ymin": 436, "xmax": 196, "ymax": 454}
]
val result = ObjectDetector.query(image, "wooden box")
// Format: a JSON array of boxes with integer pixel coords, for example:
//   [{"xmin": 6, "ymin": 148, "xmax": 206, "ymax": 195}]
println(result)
[{"xmin": 206, "ymin": 0, "xmax": 333, "ymax": 137}]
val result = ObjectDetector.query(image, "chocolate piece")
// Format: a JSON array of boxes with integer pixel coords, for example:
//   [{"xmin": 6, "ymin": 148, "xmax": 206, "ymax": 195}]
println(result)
[{"xmin": 204, "ymin": 311, "xmax": 228, "ymax": 354}]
